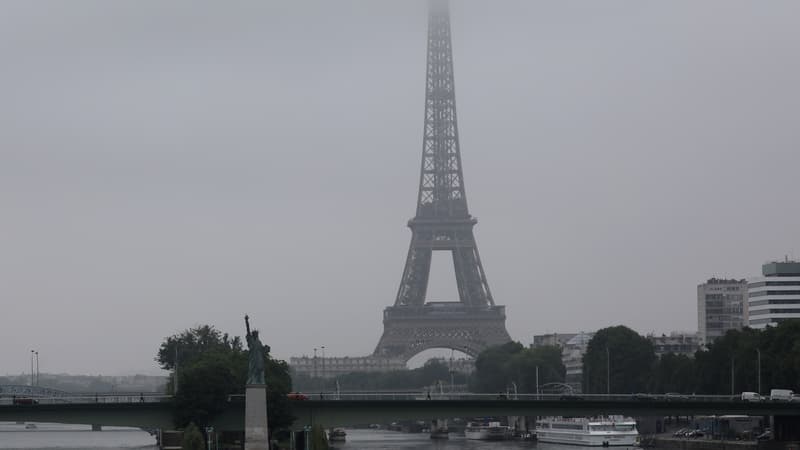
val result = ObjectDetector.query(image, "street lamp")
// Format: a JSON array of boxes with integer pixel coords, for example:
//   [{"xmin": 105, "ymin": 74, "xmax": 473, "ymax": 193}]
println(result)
[
  {"xmin": 35, "ymin": 351, "xmax": 39, "ymax": 386},
  {"xmin": 606, "ymin": 347, "xmax": 611, "ymax": 395},
  {"xmin": 313, "ymin": 348, "xmax": 318, "ymax": 380},
  {"xmin": 30, "ymin": 350, "xmax": 35, "ymax": 387},
  {"xmin": 756, "ymin": 348, "xmax": 761, "ymax": 395},
  {"xmin": 321, "ymin": 346, "xmax": 326, "ymax": 383}
]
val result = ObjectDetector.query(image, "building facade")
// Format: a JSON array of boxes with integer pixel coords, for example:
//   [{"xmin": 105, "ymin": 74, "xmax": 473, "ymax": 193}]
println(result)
[
  {"xmin": 532, "ymin": 331, "xmax": 593, "ymax": 394},
  {"xmin": 289, "ymin": 356, "xmax": 405, "ymax": 379},
  {"xmin": 697, "ymin": 278, "xmax": 747, "ymax": 345},
  {"xmin": 646, "ymin": 332, "xmax": 700, "ymax": 357},
  {"xmin": 748, "ymin": 260, "xmax": 800, "ymax": 329}
]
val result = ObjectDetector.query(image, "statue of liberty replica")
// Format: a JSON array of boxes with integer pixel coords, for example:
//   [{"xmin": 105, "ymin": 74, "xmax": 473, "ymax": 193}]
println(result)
[
  {"xmin": 245, "ymin": 314, "xmax": 267, "ymax": 385},
  {"xmin": 244, "ymin": 314, "xmax": 269, "ymax": 450}
]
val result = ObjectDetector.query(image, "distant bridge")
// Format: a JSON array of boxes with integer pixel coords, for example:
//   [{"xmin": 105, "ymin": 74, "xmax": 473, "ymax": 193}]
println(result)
[
  {"xmin": 0, "ymin": 385, "xmax": 70, "ymax": 398},
  {"xmin": 1, "ymin": 393, "xmax": 799, "ymax": 433}
]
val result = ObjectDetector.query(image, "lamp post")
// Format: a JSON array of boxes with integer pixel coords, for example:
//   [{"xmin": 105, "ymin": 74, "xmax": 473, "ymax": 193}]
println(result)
[
  {"xmin": 730, "ymin": 355, "xmax": 735, "ymax": 396},
  {"xmin": 606, "ymin": 347, "xmax": 611, "ymax": 395},
  {"xmin": 321, "ymin": 346, "xmax": 326, "ymax": 383},
  {"xmin": 35, "ymin": 351, "xmax": 39, "ymax": 386},
  {"xmin": 30, "ymin": 350, "xmax": 35, "ymax": 386},
  {"xmin": 313, "ymin": 348, "xmax": 318, "ymax": 380},
  {"xmin": 756, "ymin": 348, "xmax": 761, "ymax": 395}
]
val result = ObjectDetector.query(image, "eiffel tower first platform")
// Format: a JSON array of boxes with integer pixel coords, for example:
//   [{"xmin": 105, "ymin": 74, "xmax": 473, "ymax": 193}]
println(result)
[{"xmin": 372, "ymin": 0, "xmax": 512, "ymax": 362}]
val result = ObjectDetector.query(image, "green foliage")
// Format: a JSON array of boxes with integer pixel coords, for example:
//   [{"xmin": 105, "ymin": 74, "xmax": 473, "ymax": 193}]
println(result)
[
  {"xmin": 583, "ymin": 326, "xmax": 656, "ymax": 394},
  {"xmin": 157, "ymin": 325, "xmax": 242, "ymax": 371},
  {"xmin": 579, "ymin": 321, "xmax": 800, "ymax": 395},
  {"xmin": 693, "ymin": 322, "xmax": 800, "ymax": 394},
  {"xmin": 472, "ymin": 341, "xmax": 565, "ymax": 393},
  {"xmin": 650, "ymin": 353, "xmax": 695, "ymax": 394},
  {"xmin": 159, "ymin": 324, "xmax": 293, "ymax": 431},
  {"xmin": 181, "ymin": 422, "xmax": 205, "ymax": 450}
]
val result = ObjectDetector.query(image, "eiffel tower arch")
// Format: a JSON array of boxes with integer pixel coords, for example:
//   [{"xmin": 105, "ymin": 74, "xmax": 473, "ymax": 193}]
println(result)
[{"xmin": 373, "ymin": 0, "xmax": 511, "ymax": 363}]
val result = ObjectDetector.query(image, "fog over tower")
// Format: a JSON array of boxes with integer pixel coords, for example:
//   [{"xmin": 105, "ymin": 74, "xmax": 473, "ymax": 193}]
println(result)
[{"xmin": 373, "ymin": 0, "xmax": 512, "ymax": 361}]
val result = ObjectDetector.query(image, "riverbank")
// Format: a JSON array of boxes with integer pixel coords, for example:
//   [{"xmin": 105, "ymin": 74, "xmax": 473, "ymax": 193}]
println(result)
[{"xmin": 652, "ymin": 437, "xmax": 800, "ymax": 450}]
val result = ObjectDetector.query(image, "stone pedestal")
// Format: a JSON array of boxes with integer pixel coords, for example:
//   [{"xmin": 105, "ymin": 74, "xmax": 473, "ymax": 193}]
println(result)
[{"xmin": 245, "ymin": 384, "xmax": 269, "ymax": 450}]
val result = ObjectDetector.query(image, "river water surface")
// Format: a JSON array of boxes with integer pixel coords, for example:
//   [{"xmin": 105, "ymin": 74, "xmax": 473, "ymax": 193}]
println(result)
[{"xmin": 1, "ymin": 424, "xmax": 645, "ymax": 450}]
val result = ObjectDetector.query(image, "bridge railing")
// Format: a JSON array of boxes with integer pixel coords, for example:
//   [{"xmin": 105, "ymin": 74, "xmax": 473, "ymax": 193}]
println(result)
[
  {"xmin": 0, "ymin": 393, "xmax": 173, "ymax": 405},
  {"xmin": 278, "ymin": 392, "xmax": 744, "ymax": 402}
]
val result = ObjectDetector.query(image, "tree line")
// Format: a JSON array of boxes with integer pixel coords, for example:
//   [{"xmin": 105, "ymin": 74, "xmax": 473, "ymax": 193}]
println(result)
[{"xmin": 470, "ymin": 321, "xmax": 800, "ymax": 396}]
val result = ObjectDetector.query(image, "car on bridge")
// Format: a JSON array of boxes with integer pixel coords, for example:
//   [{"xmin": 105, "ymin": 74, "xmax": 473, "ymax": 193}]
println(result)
[
  {"xmin": 287, "ymin": 392, "xmax": 308, "ymax": 400},
  {"xmin": 12, "ymin": 397, "xmax": 38, "ymax": 405}
]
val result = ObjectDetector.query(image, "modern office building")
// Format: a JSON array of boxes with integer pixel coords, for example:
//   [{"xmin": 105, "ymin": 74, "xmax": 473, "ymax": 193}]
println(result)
[
  {"xmin": 697, "ymin": 278, "xmax": 747, "ymax": 345},
  {"xmin": 748, "ymin": 260, "xmax": 800, "ymax": 329}
]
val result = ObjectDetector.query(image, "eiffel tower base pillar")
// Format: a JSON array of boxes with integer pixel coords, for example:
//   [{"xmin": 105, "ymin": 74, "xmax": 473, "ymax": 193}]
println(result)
[{"xmin": 245, "ymin": 384, "xmax": 269, "ymax": 450}]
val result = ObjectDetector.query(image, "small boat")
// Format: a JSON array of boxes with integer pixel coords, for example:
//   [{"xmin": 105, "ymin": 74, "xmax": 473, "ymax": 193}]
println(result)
[
  {"xmin": 465, "ymin": 421, "xmax": 511, "ymax": 440},
  {"xmin": 328, "ymin": 428, "xmax": 346, "ymax": 442},
  {"xmin": 25, "ymin": 423, "xmax": 38, "ymax": 430},
  {"xmin": 535, "ymin": 416, "xmax": 638, "ymax": 447}
]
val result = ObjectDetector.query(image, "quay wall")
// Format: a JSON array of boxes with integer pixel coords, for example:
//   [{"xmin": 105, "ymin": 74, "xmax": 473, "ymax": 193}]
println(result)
[{"xmin": 653, "ymin": 438, "xmax": 800, "ymax": 450}]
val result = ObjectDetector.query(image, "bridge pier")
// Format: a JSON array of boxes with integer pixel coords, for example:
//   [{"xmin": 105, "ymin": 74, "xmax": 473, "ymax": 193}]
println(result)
[{"xmin": 771, "ymin": 415, "xmax": 800, "ymax": 442}]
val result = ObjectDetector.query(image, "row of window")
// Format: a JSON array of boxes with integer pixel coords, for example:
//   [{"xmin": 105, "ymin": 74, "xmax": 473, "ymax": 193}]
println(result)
[
  {"xmin": 749, "ymin": 308, "xmax": 800, "ymax": 316},
  {"xmin": 749, "ymin": 290, "xmax": 800, "ymax": 297},
  {"xmin": 749, "ymin": 281, "xmax": 800, "ymax": 288},
  {"xmin": 748, "ymin": 299, "xmax": 800, "ymax": 307},
  {"xmin": 750, "ymin": 317, "xmax": 793, "ymax": 325}
]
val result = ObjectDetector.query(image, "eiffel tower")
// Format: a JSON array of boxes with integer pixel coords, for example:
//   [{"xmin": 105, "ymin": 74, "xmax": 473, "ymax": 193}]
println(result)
[{"xmin": 373, "ymin": 0, "xmax": 511, "ymax": 362}]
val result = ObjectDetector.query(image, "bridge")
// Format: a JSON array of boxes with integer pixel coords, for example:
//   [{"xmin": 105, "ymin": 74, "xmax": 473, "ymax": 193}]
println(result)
[{"xmin": 2, "ymin": 393, "xmax": 799, "ymax": 433}]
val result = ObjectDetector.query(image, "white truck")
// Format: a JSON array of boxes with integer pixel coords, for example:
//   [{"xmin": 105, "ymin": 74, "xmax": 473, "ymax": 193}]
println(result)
[{"xmin": 769, "ymin": 389, "xmax": 797, "ymax": 401}]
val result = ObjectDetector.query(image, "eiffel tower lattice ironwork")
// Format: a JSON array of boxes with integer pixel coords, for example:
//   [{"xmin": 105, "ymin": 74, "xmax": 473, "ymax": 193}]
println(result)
[{"xmin": 373, "ymin": 0, "xmax": 511, "ymax": 362}]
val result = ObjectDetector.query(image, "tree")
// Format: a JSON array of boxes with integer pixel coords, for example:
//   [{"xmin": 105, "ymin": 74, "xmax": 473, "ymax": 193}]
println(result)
[
  {"xmin": 181, "ymin": 422, "xmax": 205, "ymax": 450},
  {"xmin": 158, "ymin": 325, "xmax": 293, "ymax": 432},
  {"xmin": 472, "ymin": 342, "xmax": 565, "ymax": 393},
  {"xmin": 650, "ymin": 353, "xmax": 695, "ymax": 394},
  {"xmin": 583, "ymin": 326, "xmax": 655, "ymax": 394},
  {"xmin": 156, "ymin": 325, "xmax": 242, "ymax": 371}
]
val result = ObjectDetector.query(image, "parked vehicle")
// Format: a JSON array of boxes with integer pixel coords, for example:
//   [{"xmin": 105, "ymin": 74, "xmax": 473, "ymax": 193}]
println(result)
[
  {"xmin": 673, "ymin": 428, "xmax": 689, "ymax": 437},
  {"xmin": 286, "ymin": 392, "xmax": 309, "ymax": 400},
  {"xmin": 741, "ymin": 391, "xmax": 763, "ymax": 402},
  {"xmin": 665, "ymin": 393, "xmax": 689, "ymax": 400},
  {"xmin": 770, "ymin": 389, "xmax": 795, "ymax": 401}
]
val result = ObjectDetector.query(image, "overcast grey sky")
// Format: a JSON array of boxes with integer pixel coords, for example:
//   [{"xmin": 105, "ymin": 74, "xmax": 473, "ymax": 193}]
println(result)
[{"xmin": 2, "ymin": 1, "xmax": 799, "ymax": 375}]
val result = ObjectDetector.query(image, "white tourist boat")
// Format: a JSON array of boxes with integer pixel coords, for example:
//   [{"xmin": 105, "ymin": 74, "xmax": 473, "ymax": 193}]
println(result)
[
  {"xmin": 535, "ymin": 416, "xmax": 639, "ymax": 447},
  {"xmin": 464, "ymin": 421, "xmax": 512, "ymax": 440}
]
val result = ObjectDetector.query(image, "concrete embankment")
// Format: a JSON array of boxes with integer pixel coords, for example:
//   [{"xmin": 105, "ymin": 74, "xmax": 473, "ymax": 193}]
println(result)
[
  {"xmin": 652, "ymin": 437, "xmax": 800, "ymax": 450},
  {"xmin": 652, "ymin": 437, "xmax": 756, "ymax": 450}
]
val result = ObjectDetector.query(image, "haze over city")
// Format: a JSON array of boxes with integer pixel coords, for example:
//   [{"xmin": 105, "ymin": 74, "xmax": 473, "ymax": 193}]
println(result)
[{"xmin": 2, "ymin": 0, "xmax": 799, "ymax": 376}]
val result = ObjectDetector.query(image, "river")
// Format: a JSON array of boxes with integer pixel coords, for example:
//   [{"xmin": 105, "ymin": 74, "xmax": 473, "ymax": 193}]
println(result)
[{"xmin": 0, "ymin": 424, "xmax": 644, "ymax": 450}]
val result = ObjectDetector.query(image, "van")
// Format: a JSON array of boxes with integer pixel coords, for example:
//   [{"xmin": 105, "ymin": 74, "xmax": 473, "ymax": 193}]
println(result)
[
  {"xmin": 770, "ymin": 389, "xmax": 795, "ymax": 401},
  {"xmin": 741, "ymin": 391, "xmax": 762, "ymax": 402}
]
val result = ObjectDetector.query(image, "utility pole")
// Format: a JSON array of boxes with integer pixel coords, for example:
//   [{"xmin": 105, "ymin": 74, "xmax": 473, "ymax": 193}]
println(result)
[
  {"xmin": 606, "ymin": 347, "xmax": 611, "ymax": 395},
  {"xmin": 174, "ymin": 346, "xmax": 179, "ymax": 395},
  {"xmin": 321, "ymin": 346, "xmax": 326, "ymax": 383},
  {"xmin": 756, "ymin": 348, "xmax": 761, "ymax": 395}
]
